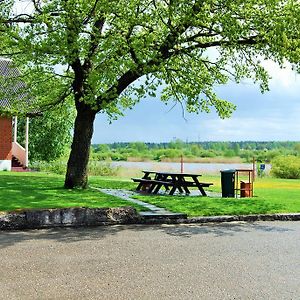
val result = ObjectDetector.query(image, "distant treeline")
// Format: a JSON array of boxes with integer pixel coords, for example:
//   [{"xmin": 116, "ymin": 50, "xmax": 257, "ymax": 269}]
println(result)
[{"xmin": 91, "ymin": 140, "xmax": 300, "ymax": 163}]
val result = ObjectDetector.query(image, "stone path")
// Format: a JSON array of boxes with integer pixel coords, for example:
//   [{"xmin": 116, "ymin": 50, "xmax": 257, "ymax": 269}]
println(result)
[{"xmin": 98, "ymin": 188, "xmax": 186, "ymax": 218}]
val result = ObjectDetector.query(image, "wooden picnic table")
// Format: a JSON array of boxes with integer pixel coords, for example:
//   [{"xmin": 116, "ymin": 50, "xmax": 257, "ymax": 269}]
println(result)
[{"xmin": 132, "ymin": 170, "xmax": 213, "ymax": 196}]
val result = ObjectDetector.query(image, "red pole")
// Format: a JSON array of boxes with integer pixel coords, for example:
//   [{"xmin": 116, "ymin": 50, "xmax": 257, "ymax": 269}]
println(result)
[
  {"xmin": 252, "ymin": 157, "xmax": 255, "ymax": 182},
  {"xmin": 180, "ymin": 155, "xmax": 184, "ymax": 173}
]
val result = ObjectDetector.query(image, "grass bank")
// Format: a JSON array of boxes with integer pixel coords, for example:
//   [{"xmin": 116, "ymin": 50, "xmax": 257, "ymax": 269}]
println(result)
[
  {"xmin": 134, "ymin": 175, "xmax": 300, "ymax": 216},
  {"xmin": 1, "ymin": 172, "xmax": 299, "ymax": 217},
  {"xmin": 0, "ymin": 172, "xmax": 142, "ymax": 212}
]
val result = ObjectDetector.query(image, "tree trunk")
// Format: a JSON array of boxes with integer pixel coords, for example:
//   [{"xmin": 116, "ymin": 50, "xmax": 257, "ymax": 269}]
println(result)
[{"xmin": 64, "ymin": 103, "xmax": 96, "ymax": 189}]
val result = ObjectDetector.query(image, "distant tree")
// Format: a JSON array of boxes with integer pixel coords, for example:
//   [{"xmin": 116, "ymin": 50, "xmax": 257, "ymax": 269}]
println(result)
[
  {"xmin": 169, "ymin": 139, "xmax": 185, "ymax": 150},
  {"xmin": 129, "ymin": 142, "xmax": 148, "ymax": 153},
  {"xmin": 95, "ymin": 144, "xmax": 110, "ymax": 153},
  {"xmin": 233, "ymin": 143, "xmax": 240, "ymax": 156},
  {"xmin": 294, "ymin": 143, "xmax": 300, "ymax": 155},
  {"xmin": 1, "ymin": 0, "xmax": 300, "ymax": 188},
  {"xmin": 224, "ymin": 149, "xmax": 235, "ymax": 158},
  {"xmin": 190, "ymin": 144, "xmax": 202, "ymax": 157}
]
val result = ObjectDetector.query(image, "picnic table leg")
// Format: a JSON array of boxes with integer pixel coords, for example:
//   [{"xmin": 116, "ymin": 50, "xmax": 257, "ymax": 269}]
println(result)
[
  {"xmin": 197, "ymin": 186, "xmax": 207, "ymax": 196},
  {"xmin": 178, "ymin": 186, "xmax": 184, "ymax": 193},
  {"xmin": 167, "ymin": 175, "xmax": 178, "ymax": 195},
  {"xmin": 136, "ymin": 182, "xmax": 144, "ymax": 191},
  {"xmin": 192, "ymin": 176, "xmax": 207, "ymax": 196},
  {"xmin": 164, "ymin": 184, "xmax": 170, "ymax": 191},
  {"xmin": 155, "ymin": 174, "xmax": 170, "ymax": 194},
  {"xmin": 152, "ymin": 183, "xmax": 164, "ymax": 194},
  {"xmin": 176, "ymin": 176, "xmax": 190, "ymax": 194},
  {"xmin": 148, "ymin": 182, "xmax": 158, "ymax": 194},
  {"xmin": 181, "ymin": 185, "xmax": 190, "ymax": 194},
  {"xmin": 168, "ymin": 185, "xmax": 189, "ymax": 195},
  {"xmin": 169, "ymin": 185, "xmax": 177, "ymax": 195},
  {"xmin": 136, "ymin": 172, "xmax": 152, "ymax": 192},
  {"xmin": 184, "ymin": 187, "xmax": 191, "ymax": 194}
]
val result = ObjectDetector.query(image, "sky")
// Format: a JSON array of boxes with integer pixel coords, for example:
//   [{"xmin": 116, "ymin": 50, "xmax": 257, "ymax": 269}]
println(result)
[{"xmin": 93, "ymin": 62, "xmax": 300, "ymax": 143}]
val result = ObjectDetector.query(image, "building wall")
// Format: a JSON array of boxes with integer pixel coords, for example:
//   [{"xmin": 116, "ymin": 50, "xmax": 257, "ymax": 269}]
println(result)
[{"xmin": 0, "ymin": 117, "xmax": 12, "ymax": 170}]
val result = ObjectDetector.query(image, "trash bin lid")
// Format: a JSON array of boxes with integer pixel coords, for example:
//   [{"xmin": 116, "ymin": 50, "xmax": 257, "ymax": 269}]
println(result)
[{"xmin": 220, "ymin": 169, "xmax": 236, "ymax": 173}]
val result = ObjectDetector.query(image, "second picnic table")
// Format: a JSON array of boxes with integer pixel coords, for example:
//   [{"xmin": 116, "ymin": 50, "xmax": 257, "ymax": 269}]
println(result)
[{"xmin": 132, "ymin": 170, "xmax": 213, "ymax": 196}]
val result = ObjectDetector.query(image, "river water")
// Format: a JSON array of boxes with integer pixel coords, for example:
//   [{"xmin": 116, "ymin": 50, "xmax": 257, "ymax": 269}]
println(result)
[{"xmin": 110, "ymin": 161, "xmax": 271, "ymax": 175}]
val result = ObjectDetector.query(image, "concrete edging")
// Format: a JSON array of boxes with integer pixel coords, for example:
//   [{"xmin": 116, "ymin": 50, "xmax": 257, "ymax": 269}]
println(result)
[
  {"xmin": 0, "ymin": 207, "xmax": 299, "ymax": 230},
  {"xmin": 139, "ymin": 213, "xmax": 300, "ymax": 225},
  {"xmin": 0, "ymin": 207, "xmax": 140, "ymax": 230}
]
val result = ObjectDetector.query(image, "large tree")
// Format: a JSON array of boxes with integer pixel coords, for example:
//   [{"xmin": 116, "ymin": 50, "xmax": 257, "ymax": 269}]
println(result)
[{"xmin": 0, "ymin": 0, "xmax": 299, "ymax": 188}]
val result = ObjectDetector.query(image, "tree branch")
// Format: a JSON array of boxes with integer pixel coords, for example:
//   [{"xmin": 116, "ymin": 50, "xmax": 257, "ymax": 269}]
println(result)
[
  {"xmin": 95, "ymin": 69, "xmax": 141, "ymax": 111},
  {"xmin": 177, "ymin": 35, "xmax": 260, "ymax": 53},
  {"xmin": 83, "ymin": 0, "xmax": 100, "ymax": 25},
  {"xmin": 34, "ymin": 87, "xmax": 73, "ymax": 113},
  {"xmin": 2, "ymin": 14, "xmax": 34, "ymax": 24},
  {"xmin": 32, "ymin": 0, "xmax": 42, "ymax": 14}
]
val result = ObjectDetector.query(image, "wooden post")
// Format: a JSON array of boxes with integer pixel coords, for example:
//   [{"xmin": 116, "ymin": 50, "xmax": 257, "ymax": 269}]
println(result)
[
  {"xmin": 25, "ymin": 117, "xmax": 29, "ymax": 168},
  {"xmin": 14, "ymin": 116, "xmax": 18, "ymax": 143},
  {"xmin": 180, "ymin": 155, "xmax": 184, "ymax": 173},
  {"xmin": 252, "ymin": 157, "xmax": 255, "ymax": 182}
]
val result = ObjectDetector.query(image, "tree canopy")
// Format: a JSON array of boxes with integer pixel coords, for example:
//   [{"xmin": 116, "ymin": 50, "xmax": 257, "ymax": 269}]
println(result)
[{"xmin": 0, "ymin": 0, "xmax": 299, "ymax": 187}]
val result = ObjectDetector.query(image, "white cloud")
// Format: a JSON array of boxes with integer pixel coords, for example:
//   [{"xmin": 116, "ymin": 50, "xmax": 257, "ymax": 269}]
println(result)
[
  {"xmin": 262, "ymin": 60, "xmax": 300, "ymax": 92},
  {"xmin": 195, "ymin": 115, "xmax": 300, "ymax": 141},
  {"xmin": 13, "ymin": 0, "xmax": 34, "ymax": 15}
]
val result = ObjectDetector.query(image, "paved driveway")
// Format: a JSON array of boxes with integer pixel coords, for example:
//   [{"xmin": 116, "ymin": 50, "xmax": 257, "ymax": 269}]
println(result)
[{"xmin": 0, "ymin": 222, "xmax": 299, "ymax": 299}]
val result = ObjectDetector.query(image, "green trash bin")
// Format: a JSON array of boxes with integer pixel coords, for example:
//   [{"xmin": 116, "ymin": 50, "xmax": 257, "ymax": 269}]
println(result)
[{"xmin": 220, "ymin": 170, "xmax": 236, "ymax": 197}]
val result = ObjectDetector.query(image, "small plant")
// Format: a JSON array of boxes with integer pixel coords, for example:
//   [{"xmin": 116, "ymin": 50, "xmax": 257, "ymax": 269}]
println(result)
[{"xmin": 271, "ymin": 155, "xmax": 300, "ymax": 179}]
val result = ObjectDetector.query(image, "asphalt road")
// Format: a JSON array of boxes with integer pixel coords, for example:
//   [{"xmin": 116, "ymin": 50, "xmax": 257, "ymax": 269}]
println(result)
[{"xmin": 0, "ymin": 222, "xmax": 299, "ymax": 300}]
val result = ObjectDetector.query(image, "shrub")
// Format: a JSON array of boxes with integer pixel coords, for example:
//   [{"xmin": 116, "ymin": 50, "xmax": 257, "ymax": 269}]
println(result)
[
  {"xmin": 88, "ymin": 161, "xmax": 120, "ymax": 176},
  {"xmin": 30, "ymin": 160, "xmax": 66, "ymax": 175},
  {"xmin": 271, "ymin": 155, "xmax": 300, "ymax": 179},
  {"xmin": 110, "ymin": 152, "xmax": 128, "ymax": 161},
  {"xmin": 30, "ymin": 160, "xmax": 120, "ymax": 176},
  {"xmin": 199, "ymin": 150, "xmax": 217, "ymax": 158}
]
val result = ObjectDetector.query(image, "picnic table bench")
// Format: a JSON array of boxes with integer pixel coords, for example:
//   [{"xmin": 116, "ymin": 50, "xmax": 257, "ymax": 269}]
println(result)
[{"xmin": 132, "ymin": 170, "xmax": 213, "ymax": 196}]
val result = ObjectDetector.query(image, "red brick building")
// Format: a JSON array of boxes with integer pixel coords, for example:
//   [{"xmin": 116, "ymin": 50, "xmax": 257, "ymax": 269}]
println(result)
[
  {"xmin": 0, "ymin": 117, "xmax": 12, "ymax": 170},
  {"xmin": 0, "ymin": 58, "xmax": 29, "ymax": 171}
]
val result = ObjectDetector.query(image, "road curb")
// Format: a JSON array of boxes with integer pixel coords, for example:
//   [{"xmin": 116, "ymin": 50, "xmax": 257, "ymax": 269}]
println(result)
[
  {"xmin": 0, "ymin": 207, "xmax": 140, "ymax": 230},
  {"xmin": 0, "ymin": 206, "xmax": 299, "ymax": 230},
  {"xmin": 138, "ymin": 213, "xmax": 300, "ymax": 225}
]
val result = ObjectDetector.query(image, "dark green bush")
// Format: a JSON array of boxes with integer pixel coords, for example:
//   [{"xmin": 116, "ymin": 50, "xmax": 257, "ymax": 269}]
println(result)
[{"xmin": 271, "ymin": 155, "xmax": 300, "ymax": 179}]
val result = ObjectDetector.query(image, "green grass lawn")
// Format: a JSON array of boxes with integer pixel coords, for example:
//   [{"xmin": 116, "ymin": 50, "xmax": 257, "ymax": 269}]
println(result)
[
  {"xmin": 133, "ymin": 175, "xmax": 300, "ymax": 217},
  {"xmin": 0, "ymin": 172, "xmax": 144, "ymax": 212},
  {"xmin": 1, "ymin": 172, "xmax": 299, "ymax": 217}
]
